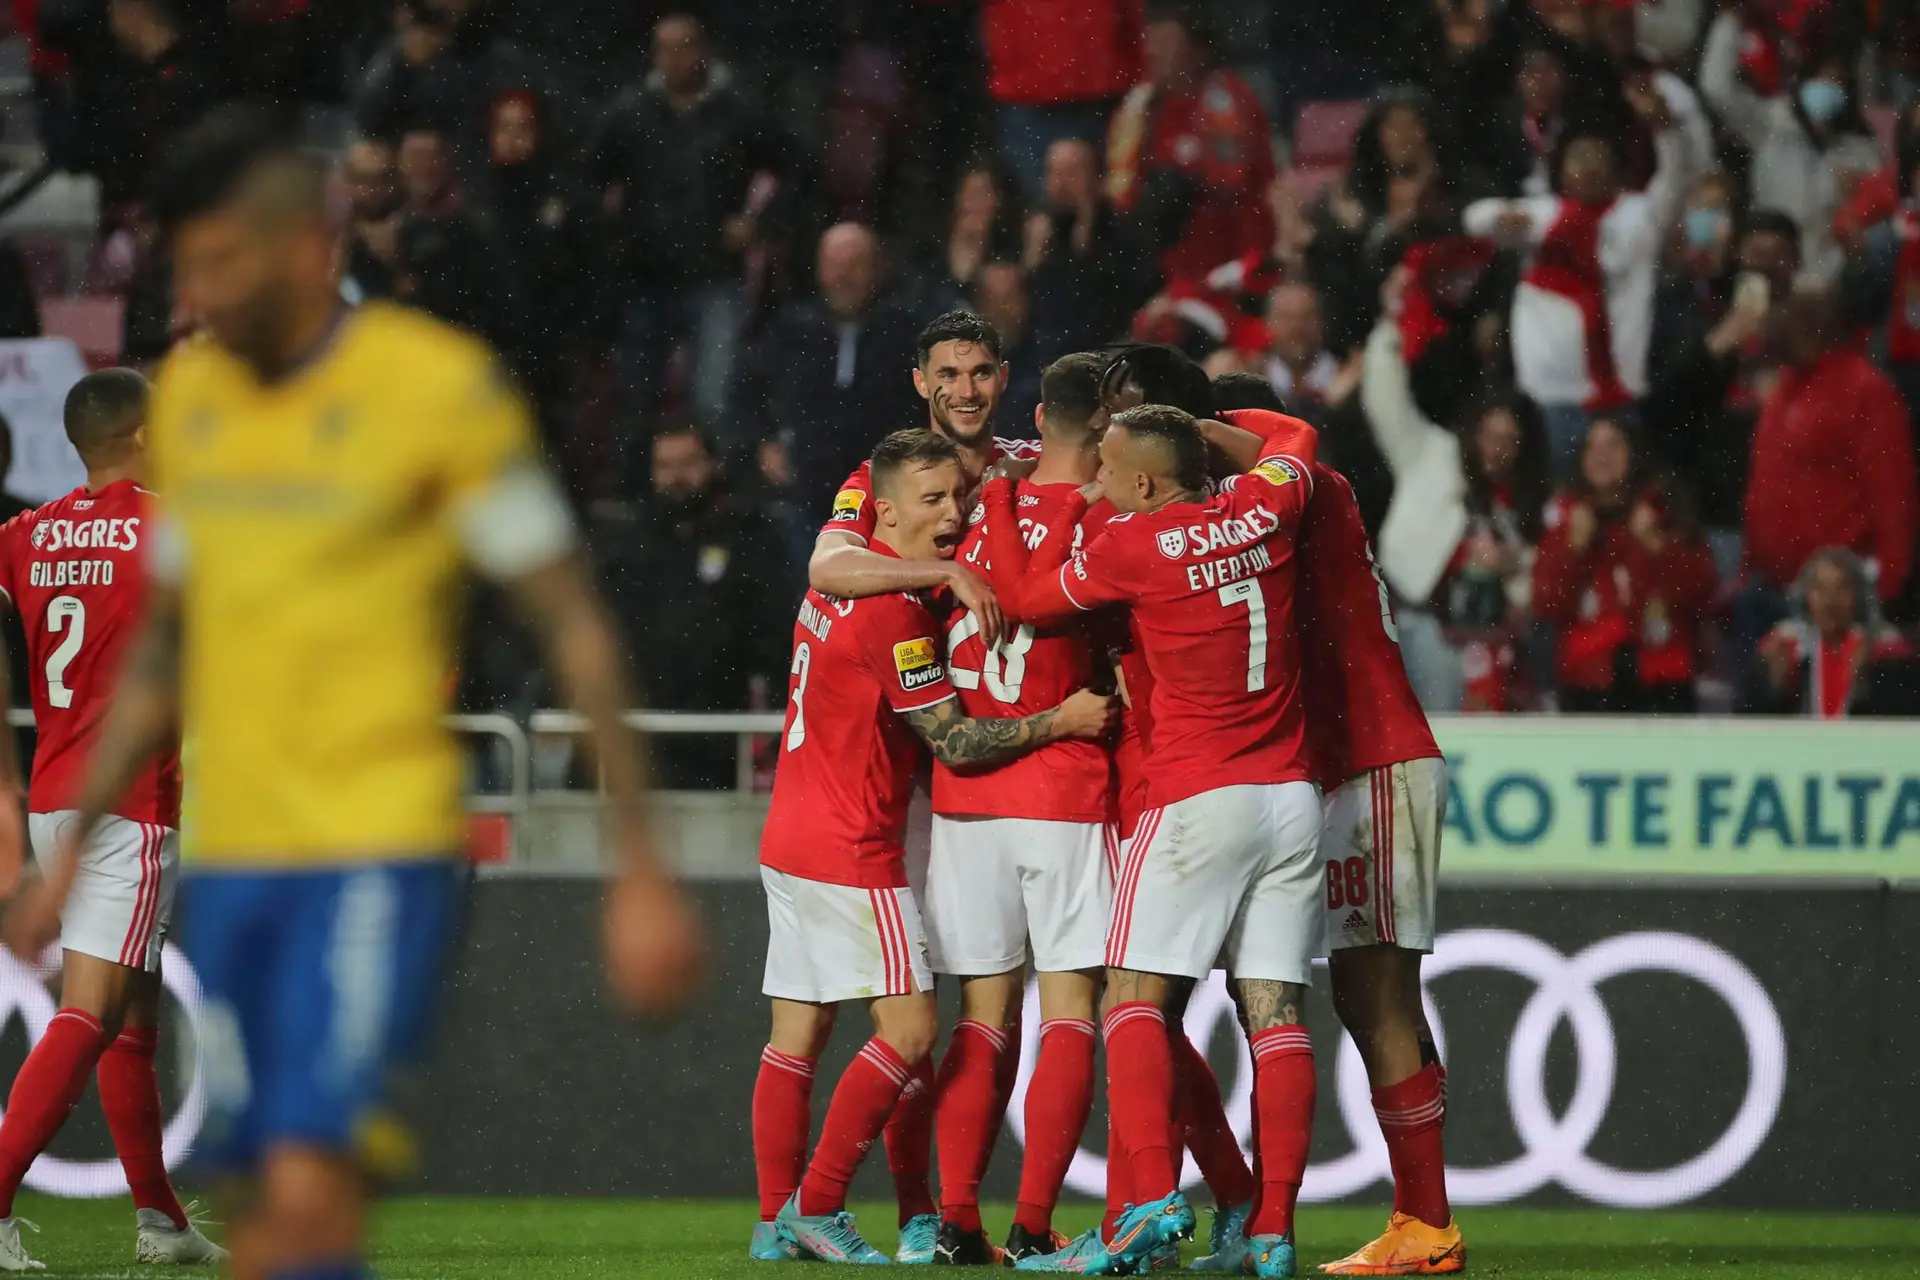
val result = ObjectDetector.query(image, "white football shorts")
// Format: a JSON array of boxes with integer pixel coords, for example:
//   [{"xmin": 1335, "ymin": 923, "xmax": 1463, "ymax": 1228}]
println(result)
[
  {"xmin": 1106, "ymin": 781, "xmax": 1322, "ymax": 983},
  {"xmin": 1321, "ymin": 757, "xmax": 1446, "ymax": 954},
  {"xmin": 29, "ymin": 811, "xmax": 179, "ymax": 973},
  {"xmin": 923, "ymin": 815, "xmax": 1112, "ymax": 975},
  {"xmin": 760, "ymin": 865, "xmax": 933, "ymax": 1004}
]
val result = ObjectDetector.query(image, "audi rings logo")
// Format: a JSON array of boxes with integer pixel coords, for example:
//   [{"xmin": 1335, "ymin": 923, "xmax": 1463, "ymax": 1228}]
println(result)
[
  {"xmin": 1006, "ymin": 930, "xmax": 1787, "ymax": 1209},
  {"xmin": 0, "ymin": 944, "xmax": 207, "ymax": 1197}
]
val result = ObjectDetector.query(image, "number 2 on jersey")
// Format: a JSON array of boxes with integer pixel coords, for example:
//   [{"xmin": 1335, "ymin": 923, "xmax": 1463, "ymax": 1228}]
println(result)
[
  {"xmin": 1217, "ymin": 580, "xmax": 1268, "ymax": 692},
  {"xmin": 44, "ymin": 595, "xmax": 84, "ymax": 709}
]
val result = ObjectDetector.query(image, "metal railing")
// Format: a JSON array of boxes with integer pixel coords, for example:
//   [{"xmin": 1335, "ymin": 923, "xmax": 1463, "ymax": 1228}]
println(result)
[{"xmin": 529, "ymin": 710, "xmax": 785, "ymax": 793}]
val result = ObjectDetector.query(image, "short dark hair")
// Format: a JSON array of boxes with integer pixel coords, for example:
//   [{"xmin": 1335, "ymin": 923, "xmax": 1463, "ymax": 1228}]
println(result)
[
  {"xmin": 871, "ymin": 428, "xmax": 962, "ymax": 496},
  {"xmin": 150, "ymin": 103, "xmax": 324, "ymax": 234},
  {"xmin": 1111, "ymin": 404, "xmax": 1208, "ymax": 492},
  {"xmin": 1741, "ymin": 208, "xmax": 1803, "ymax": 257},
  {"xmin": 1209, "ymin": 371, "xmax": 1287, "ymax": 414},
  {"xmin": 1101, "ymin": 344, "xmax": 1213, "ymax": 417},
  {"xmin": 63, "ymin": 368, "xmax": 149, "ymax": 461},
  {"xmin": 652, "ymin": 423, "xmax": 716, "ymax": 456},
  {"xmin": 1040, "ymin": 353, "xmax": 1104, "ymax": 432},
  {"xmin": 917, "ymin": 310, "xmax": 1002, "ymax": 367}
]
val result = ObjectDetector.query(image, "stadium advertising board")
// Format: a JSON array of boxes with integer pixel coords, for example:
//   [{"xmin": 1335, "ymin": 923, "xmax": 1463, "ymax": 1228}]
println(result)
[
  {"xmin": 1430, "ymin": 717, "xmax": 1920, "ymax": 878},
  {"xmin": 415, "ymin": 878, "xmax": 1915, "ymax": 1212}
]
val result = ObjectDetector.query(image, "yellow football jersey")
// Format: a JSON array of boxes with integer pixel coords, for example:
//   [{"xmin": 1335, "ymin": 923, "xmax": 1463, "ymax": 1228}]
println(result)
[{"xmin": 148, "ymin": 303, "xmax": 545, "ymax": 863}]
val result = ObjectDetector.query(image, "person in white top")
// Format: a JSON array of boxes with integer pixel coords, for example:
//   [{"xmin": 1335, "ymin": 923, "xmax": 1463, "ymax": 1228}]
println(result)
[
  {"xmin": 1463, "ymin": 81, "xmax": 1698, "ymax": 476},
  {"xmin": 1698, "ymin": 10, "xmax": 1881, "ymax": 285}
]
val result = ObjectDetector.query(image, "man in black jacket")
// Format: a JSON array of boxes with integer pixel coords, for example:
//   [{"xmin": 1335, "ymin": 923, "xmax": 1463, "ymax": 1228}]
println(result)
[
  {"xmin": 597, "ymin": 426, "xmax": 795, "ymax": 789},
  {"xmin": 733, "ymin": 223, "xmax": 925, "ymax": 519},
  {"xmin": 591, "ymin": 13, "xmax": 785, "ymax": 435}
]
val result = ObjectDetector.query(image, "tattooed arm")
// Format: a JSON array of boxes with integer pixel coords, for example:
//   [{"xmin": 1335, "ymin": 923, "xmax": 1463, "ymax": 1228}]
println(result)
[
  {"xmin": 904, "ymin": 689, "xmax": 1114, "ymax": 771},
  {"xmin": 1234, "ymin": 977, "xmax": 1307, "ymax": 1031}
]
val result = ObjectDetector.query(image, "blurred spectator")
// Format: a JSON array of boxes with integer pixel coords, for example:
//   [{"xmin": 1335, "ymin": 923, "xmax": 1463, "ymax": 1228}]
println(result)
[
  {"xmin": 1269, "ymin": 0, "xmax": 1425, "ymax": 135},
  {"xmin": 981, "ymin": 0, "xmax": 1140, "ymax": 200},
  {"xmin": 390, "ymin": 129, "xmax": 495, "ymax": 337},
  {"xmin": 923, "ymin": 156, "xmax": 1025, "ymax": 307},
  {"xmin": 1743, "ymin": 285, "xmax": 1917, "ymax": 630},
  {"xmin": 734, "ymin": 223, "xmax": 924, "ymax": 519},
  {"xmin": 342, "ymin": 138, "xmax": 404, "ymax": 303},
  {"xmin": 1443, "ymin": 391, "xmax": 1550, "ymax": 712},
  {"xmin": 1746, "ymin": 548, "xmax": 1917, "ymax": 716},
  {"xmin": 970, "ymin": 261, "xmax": 1041, "ymax": 433},
  {"xmin": 355, "ymin": 0, "xmax": 552, "ymax": 208},
  {"xmin": 1832, "ymin": 100, "xmax": 1920, "ymax": 258},
  {"xmin": 1645, "ymin": 205, "xmax": 1800, "ymax": 534},
  {"xmin": 596, "ymin": 425, "xmax": 793, "ymax": 789},
  {"xmin": 1262, "ymin": 282, "xmax": 1346, "ymax": 421},
  {"xmin": 591, "ymin": 13, "xmax": 782, "ymax": 434},
  {"xmin": 1308, "ymin": 87, "xmax": 1460, "ymax": 353},
  {"xmin": 1842, "ymin": 132, "xmax": 1920, "ymax": 413},
  {"xmin": 1700, "ymin": 9, "xmax": 1881, "ymax": 282},
  {"xmin": 1361, "ymin": 320, "xmax": 1547, "ymax": 711},
  {"xmin": 89, "ymin": 0, "xmax": 225, "ymax": 209},
  {"xmin": 482, "ymin": 90, "xmax": 588, "ymax": 415},
  {"xmin": 1532, "ymin": 417, "xmax": 1719, "ymax": 713},
  {"xmin": 1023, "ymin": 138, "xmax": 1150, "ymax": 363},
  {"xmin": 1104, "ymin": 0, "xmax": 1274, "ymax": 285},
  {"xmin": 1464, "ymin": 81, "xmax": 1700, "ymax": 477}
]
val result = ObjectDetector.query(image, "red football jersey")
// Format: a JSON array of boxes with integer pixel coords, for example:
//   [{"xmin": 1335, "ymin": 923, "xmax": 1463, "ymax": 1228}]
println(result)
[
  {"xmin": 0, "ymin": 482, "xmax": 182, "ymax": 825},
  {"xmin": 1295, "ymin": 465, "xmax": 1443, "ymax": 788},
  {"xmin": 1051, "ymin": 448, "xmax": 1315, "ymax": 808},
  {"xmin": 932, "ymin": 480, "xmax": 1108, "ymax": 823},
  {"xmin": 760, "ymin": 576, "xmax": 957, "ymax": 889},
  {"xmin": 1216, "ymin": 410, "xmax": 1442, "ymax": 789},
  {"xmin": 819, "ymin": 437, "xmax": 1042, "ymax": 544}
]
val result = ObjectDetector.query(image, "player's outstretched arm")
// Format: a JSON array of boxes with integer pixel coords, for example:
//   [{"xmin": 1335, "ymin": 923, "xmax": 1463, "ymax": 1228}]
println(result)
[
  {"xmin": 903, "ymin": 689, "xmax": 1115, "ymax": 772},
  {"xmin": 810, "ymin": 531, "xmax": 1005, "ymax": 648},
  {"xmin": 978, "ymin": 479, "xmax": 1091, "ymax": 625},
  {"xmin": 3, "ymin": 582, "xmax": 181, "ymax": 959},
  {"xmin": 504, "ymin": 552, "xmax": 705, "ymax": 1015}
]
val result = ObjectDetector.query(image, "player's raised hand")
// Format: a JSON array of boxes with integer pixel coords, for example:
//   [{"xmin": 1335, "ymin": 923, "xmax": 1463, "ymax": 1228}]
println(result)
[
  {"xmin": 1055, "ymin": 689, "xmax": 1120, "ymax": 741},
  {"xmin": 604, "ymin": 858, "xmax": 706, "ymax": 1016},
  {"xmin": 946, "ymin": 565, "xmax": 1005, "ymax": 650},
  {"xmin": 984, "ymin": 453, "xmax": 1040, "ymax": 486}
]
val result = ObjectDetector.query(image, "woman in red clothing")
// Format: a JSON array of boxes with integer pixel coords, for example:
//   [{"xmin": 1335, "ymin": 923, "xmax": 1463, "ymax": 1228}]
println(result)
[{"xmin": 1531, "ymin": 417, "xmax": 1720, "ymax": 714}]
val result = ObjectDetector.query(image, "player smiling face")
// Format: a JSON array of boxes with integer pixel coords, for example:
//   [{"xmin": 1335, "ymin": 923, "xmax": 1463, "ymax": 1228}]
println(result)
[{"xmin": 913, "ymin": 312, "xmax": 1007, "ymax": 448}]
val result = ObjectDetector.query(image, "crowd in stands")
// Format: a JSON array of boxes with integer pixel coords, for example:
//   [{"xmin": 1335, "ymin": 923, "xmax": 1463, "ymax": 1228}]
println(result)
[{"xmin": 4, "ymin": 0, "xmax": 1920, "ymax": 747}]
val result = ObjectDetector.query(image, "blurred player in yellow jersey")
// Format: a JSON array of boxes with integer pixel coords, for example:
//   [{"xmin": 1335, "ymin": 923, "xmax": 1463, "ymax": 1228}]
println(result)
[{"xmin": 2, "ymin": 106, "xmax": 704, "ymax": 1279}]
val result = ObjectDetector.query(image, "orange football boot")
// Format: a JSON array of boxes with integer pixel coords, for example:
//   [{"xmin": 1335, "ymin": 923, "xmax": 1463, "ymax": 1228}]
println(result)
[{"xmin": 1318, "ymin": 1213, "xmax": 1465, "ymax": 1275}]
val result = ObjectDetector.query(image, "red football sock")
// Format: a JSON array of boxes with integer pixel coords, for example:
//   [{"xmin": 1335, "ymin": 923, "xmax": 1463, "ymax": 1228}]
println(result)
[
  {"xmin": 1102, "ymin": 1003, "xmax": 1176, "ymax": 1201},
  {"xmin": 1174, "ymin": 1032, "xmax": 1256, "ymax": 1208},
  {"xmin": 1014, "ymin": 1018, "xmax": 1096, "ymax": 1235},
  {"xmin": 799, "ymin": 1039, "xmax": 914, "ymax": 1217},
  {"xmin": 1102, "ymin": 1107, "xmax": 1129, "ymax": 1241},
  {"xmin": 1373, "ymin": 1063, "xmax": 1451, "ymax": 1228},
  {"xmin": 752, "ymin": 1046, "xmax": 817, "ymax": 1222},
  {"xmin": 1246, "ymin": 1026, "xmax": 1314, "ymax": 1240},
  {"xmin": 98, "ymin": 1027, "xmax": 188, "ymax": 1230},
  {"xmin": 934, "ymin": 1020, "xmax": 1010, "ymax": 1233},
  {"xmin": 989, "ymin": 1018, "xmax": 1023, "ymax": 1153},
  {"xmin": 0, "ymin": 1009, "xmax": 107, "ymax": 1216},
  {"xmin": 884, "ymin": 1057, "xmax": 936, "ymax": 1225}
]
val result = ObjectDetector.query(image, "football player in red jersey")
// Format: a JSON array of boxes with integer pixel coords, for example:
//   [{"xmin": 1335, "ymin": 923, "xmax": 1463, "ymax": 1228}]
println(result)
[
  {"xmin": 752, "ymin": 429, "xmax": 1115, "ymax": 1265},
  {"xmin": 0, "ymin": 370, "xmax": 222, "ymax": 1266},
  {"xmin": 984, "ymin": 405, "xmax": 1322, "ymax": 1279},
  {"xmin": 800, "ymin": 310, "xmax": 1039, "ymax": 1254},
  {"xmin": 914, "ymin": 353, "xmax": 1117, "ymax": 1265},
  {"xmin": 1202, "ymin": 385, "xmax": 1464, "ymax": 1277},
  {"xmin": 808, "ymin": 311, "xmax": 1041, "ymax": 650}
]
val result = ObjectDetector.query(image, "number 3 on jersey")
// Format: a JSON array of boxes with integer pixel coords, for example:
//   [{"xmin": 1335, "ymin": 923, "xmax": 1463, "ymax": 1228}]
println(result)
[
  {"xmin": 784, "ymin": 642, "xmax": 811, "ymax": 752},
  {"xmin": 44, "ymin": 595, "xmax": 84, "ymax": 708},
  {"xmin": 945, "ymin": 614, "xmax": 1034, "ymax": 703}
]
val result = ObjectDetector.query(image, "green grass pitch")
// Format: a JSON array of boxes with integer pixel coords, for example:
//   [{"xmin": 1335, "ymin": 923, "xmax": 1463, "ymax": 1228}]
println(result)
[{"xmin": 11, "ymin": 1195, "xmax": 1920, "ymax": 1278}]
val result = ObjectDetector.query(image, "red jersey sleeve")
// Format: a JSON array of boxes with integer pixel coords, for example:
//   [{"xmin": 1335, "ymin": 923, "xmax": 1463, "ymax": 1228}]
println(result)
[
  {"xmin": 820, "ymin": 461, "xmax": 878, "ymax": 544},
  {"xmin": 858, "ymin": 596, "xmax": 957, "ymax": 714},
  {"xmin": 1217, "ymin": 445, "xmax": 1316, "ymax": 536},
  {"xmin": 1059, "ymin": 523, "xmax": 1139, "ymax": 614},
  {"xmin": 981, "ymin": 478, "xmax": 1102, "ymax": 622}
]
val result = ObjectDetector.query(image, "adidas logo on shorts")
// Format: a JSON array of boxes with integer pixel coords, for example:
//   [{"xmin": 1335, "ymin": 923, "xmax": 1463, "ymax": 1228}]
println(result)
[{"xmin": 1342, "ymin": 909, "xmax": 1368, "ymax": 933}]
